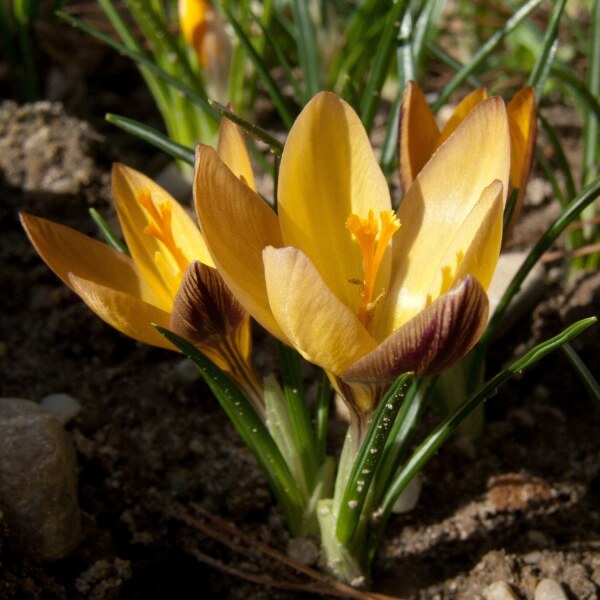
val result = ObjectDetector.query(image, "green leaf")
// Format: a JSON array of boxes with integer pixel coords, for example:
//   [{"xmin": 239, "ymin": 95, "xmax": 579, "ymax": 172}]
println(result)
[
  {"xmin": 57, "ymin": 11, "xmax": 217, "ymax": 119},
  {"xmin": 105, "ymin": 114, "xmax": 195, "ymax": 166},
  {"xmin": 370, "ymin": 317, "xmax": 596, "ymax": 560},
  {"xmin": 89, "ymin": 208, "xmax": 129, "ymax": 254},
  {"xmin": 156, "ymin": 326, "xmax": 305, "ymax": 534},
  {"xmin": 335, "ymin": 373, "xmax": 413, "ymax": 546},
  {"xmin": 360, "ymin": 0, "xmax": 409, "ymax": 133},
  {"xmin": 291, "ymin": 0, "xmax": 321, "ymax": 100},
  {"xmin": 562, "ymin": 343, "xmax": 600, "ymax": 409},
  {"xmin": 583, "ymin": 0, "xmax": 600, "ymax": 187},
  {"xmin": 481, "ymin": 176, "xmax": 600, "ymax": 346},
  {"xmin": 526, "ymin": 0, "xmax": 566, "ymax": 96},
  {"xmin": 432, "ymin": 0, "xmax": 543, "ymax": 112},
  {"xmin": 275, "ymin": 343, "xmax": 320, "ymax": 492},
  {"xmin": 223, "ymin": 6, "xmax": 295, "ymax": 129},
  {"xmin": 208, "ymin": 100, "xmax": 284, "ymax": 155}
]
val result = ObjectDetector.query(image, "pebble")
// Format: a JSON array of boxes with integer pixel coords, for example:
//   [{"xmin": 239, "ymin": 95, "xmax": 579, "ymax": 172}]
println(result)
[
  {"xmin": 41, "ymin": 393, "xmax": 81, "ymax": 425},
  {"xmin": 482, "ymin": 581, "xmax": 519, "ymax": 600},
  {"xmin": 287, "ymin": 537, "xmax": 320, "ymax": 566},
  {"xmin": 487, "ymin": 251, "xmax": 545, "ymax": 336},
  {"xmin": 0, "ymin": 398, "xmax": 82, "ymax": 561},
  {"xmin": 173, "ymin": 358, "xmax": 201, "ymax": 385},
  {"xmin": 534, "ymin": 579, "xmax": 568, "ymax": 600},
  {"xmin": 392, "ymin": 473, "xmax": 422, "ymax": 513}
]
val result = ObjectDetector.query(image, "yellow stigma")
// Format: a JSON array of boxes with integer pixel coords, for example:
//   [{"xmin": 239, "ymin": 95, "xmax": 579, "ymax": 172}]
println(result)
[
  {"xmin": 345, "ymin": 209, "xmax": 400, "ymax": 331},
  {"xmin": 137, "ymin": 189, "xmax": 188, "ymax": 275}
]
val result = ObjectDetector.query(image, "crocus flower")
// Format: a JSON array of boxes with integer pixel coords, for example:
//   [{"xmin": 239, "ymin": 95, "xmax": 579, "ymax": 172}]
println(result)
[
  {"xmin": 195, "ymin": 91, "xmax": 510, "ymax": 423},
  {"xmin": 178, "ymin": 0, "xmax": 231, "ymax": 100},
  {"xmin": 399, "ymin": 81, "xmax": 536, "ymax": 237},
  {"xmin": 22, "ymin": 118, "xmax": 261, "ymax": 403}
]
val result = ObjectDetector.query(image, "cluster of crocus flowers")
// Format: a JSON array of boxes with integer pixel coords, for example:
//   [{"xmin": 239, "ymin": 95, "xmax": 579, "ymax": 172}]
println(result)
[
  {"xmin": 400, "ymin": 81, "xmax": 537, "ymax": 239},
  {"xmin": 178, "ymin": 0, "xmax": 232, "ymax": 101},
  {"xmin": 195, "ymin": 91, "xmax": 511, "ymax": 432},
  {"xmin": 21, "ymin": 119, "xmax": 262, "ymax": 409}
]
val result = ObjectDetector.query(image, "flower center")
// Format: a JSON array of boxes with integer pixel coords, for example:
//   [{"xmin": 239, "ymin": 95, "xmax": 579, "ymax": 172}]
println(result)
[
  {"xmin": 137, "ymin": 189, "xmax": 188, "ymax": 276},
  {"xmin": 345, "ymin": 209, "xmax": 400, "ymax": 332}
]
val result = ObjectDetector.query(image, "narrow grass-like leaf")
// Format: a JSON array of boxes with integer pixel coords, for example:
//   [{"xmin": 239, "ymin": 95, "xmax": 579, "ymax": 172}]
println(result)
[
  {"xmin": 373, "ymin": 378, "xmax": 429, "ymax": 504},
  {"xmin": 156, "ymin": 326, "xmax": 305, "ymax": 533},
  {"xmin": 482, "ymin": 177, "xmax": 600, "ymax": 346},
  {"xmin": 360, "ymin": 0, "xmax": 408, "ymax": 133},
  {"xmin": 335, "ymin": 373, "xmax": 413, "ymax": 546},
  {"xmin": 562, "ymin": 343, "xmax": 600, "ymax": 409},
  {"xmin": 315, "ymin": 371, "xmax": 331, "ymax": 465},
  {"xmin": 369, "ymin": 317, "xmax": 596, "ymax": 561},
  {"xmin": 583, "ymin": 0, "xmax": 600, "ymax": 186},
  {"xmin": 89, "ymin": 208, "xmax": 129, "ymax": 254},
  {"xmin": 538, "ymin": 113, "xmax": 576, "ymax": 201},
  {"xmin": 223, "ymin": 6, "xmax": 295, "ymax": 129},
  {"xmin": 276, "ymin": 343, "xmax": 319, "ymax": 491},
  {"xmin": 380, "ymin": 89, "xmax": 402, "ymax": 177},
  {"xmin": 425, "ymin": 42, "xmax": 483, "ymax": 89},
  {"xmin": 551, "ymin": 64, "xmax": 600, "ymax": 122},
  {"xmin": 208, "ymin": 100, "xmax": 284, "ymax": 155},
  {"xmin": 432, "ymin": 0, "xmax": 543, "ymax": 112},
  {"xmin": 291, "ymin": 0, "xmax": 320, "ymax": 100},
  {"xmin": 106, "ymin": 114, "xmax": 195, "ymax": 165},
  {"xmin": 252, "ymin": 12, "xmax": 303, "ymax": 102},
  {"xmin": 57, "ymin": 11, "xmax": 217, "ymax": 119},
  {"xmin": 526, "ymin": 0, "xmax": 566, "ymax": 94}
]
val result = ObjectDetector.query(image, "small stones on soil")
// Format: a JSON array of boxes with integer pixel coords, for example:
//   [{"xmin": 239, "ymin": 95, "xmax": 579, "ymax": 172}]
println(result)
[
  {"xmin": 0, "ymin": 398, "xmax": 81, "ymax": 560},
  {"xmin": 41, "ymin": 392, "xmax": 81, "ymax": 425},
  {"xmin": 286, "ymin": 537, "xmax": 319, "ymax": 566},
  {"xmin": 534, "ymin": 578, "xmax": 569, "ymax": 600},
  {"xmin": 482, "ymin": 580, "xmax": 519, "ymax": 600}
]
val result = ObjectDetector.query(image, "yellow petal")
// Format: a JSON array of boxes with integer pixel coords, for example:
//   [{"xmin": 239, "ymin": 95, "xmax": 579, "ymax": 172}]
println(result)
[
  {"xmin": 505, "ymin": 87, "xmax": 537, "ymax": 238},
  {"xmin": 112, "ymin": 163, "xmax": 212, "ymax": 306},
  {"xmin": 437, "ymin": 88, "xmax": 488, "ymax": 146},
  {"xmin": 399, "ymin": 81, "xmax": 440, "ymax": 191},
  {"xmin": 194, "ymin": 144, "xmax": 287, "ymax": 341},
  {"xmin": 20, "ymin": 213, "xmax": 158, "ymax": 304},
  {"xmin": 427, "ymin": 179, "xmax": 504, "ymax": 300},
  {"xmin": 216, "ymin": 115, "xmax": 256, "ymax": 191},
  {"xmin": 344, "ymin": 275, "xmax": 488, "ymax": 383},
  {"xmin": 263, "ymin": 246, "xmax": 377, "ymax": 375},
  {"xmin": 178, "ymin": 0, "xmax": 210, "ymax": 60},
  {"xmin": 68, "ymin": 274, "xmax": 173, "ymax": 349},
  {"xmin": 278, "ymin": 92, "xmax": 392, "ymax": 314},
  {"xmin": 384, "ymin": 97, "xmax": 510, "ymax": 335}
]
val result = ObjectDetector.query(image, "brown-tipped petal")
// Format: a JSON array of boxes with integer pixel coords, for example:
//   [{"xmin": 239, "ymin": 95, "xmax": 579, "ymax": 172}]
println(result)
[
  {"xmin": 170, "ymin": 261, "xmax": 247, "ymax": 345},
  {"xmin": 398, "ymin": 81, "xmax": 440, "ymax": 192},
  {"xmin": 344, "ymin": 275, "xmax": 488, "ymax": 383}
]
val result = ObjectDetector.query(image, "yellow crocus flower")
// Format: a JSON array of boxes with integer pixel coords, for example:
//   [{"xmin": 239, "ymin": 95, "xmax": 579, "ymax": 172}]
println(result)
[
  {"xmin": 399, "ymin": 81, "xmax": 537, "ymax": 237},
  {"xmin": 178, "ymin": 0, "xmax": 231, "ymax": 99},
  {"xmin": 195, "ymin": 91, "xmax": 511, "ymax": 420},
  {"xmin": 21, "ymin": 118, "xmax": 261, "ymax": 404}
]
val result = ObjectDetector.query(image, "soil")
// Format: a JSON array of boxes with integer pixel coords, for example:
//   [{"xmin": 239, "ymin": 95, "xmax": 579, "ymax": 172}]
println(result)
[{"xmin": 1, "ymin": 29, "xmax": 600, "ymax": 600}]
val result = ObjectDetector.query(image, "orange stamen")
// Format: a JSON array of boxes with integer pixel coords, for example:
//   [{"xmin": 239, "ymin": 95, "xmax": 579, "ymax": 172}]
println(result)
[
  {"xmin": 345, "ymin": 209, "xmax": 400, "ymax": 331},
  {"xmin": 137, "ymin": 190, "xmax": 189, "ymax": 274}
]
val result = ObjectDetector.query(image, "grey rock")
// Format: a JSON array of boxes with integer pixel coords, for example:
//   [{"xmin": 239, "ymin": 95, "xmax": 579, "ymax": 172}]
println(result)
[
  {"xmin": 287, "ymin": 537, "xmax": 320, "ymax": 566},
  {"xmin": 41, "ymin": 393, "xmax": 81, "ymax": 425},
  {"xmin": 487, "ymin": 251, "xmax": 545, "ymax": 337},
  {"xmin": 172, "ymin": 358, "xmax": 201, "ymax": 385},
  {"xmin": 535, "ymin": 579, "xmax": 568, "ymax": 600},
  {"xmin": 0, "ymin": 398, "xmax": 82, "ymax": 561}
]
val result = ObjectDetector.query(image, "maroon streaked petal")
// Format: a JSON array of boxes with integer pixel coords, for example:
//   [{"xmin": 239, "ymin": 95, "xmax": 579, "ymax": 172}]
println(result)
[
  {"xmin": 169, "ymin": 261, "xmax": 247, "ymax": 344},
  {"xmin": 343, "ymin": 275, "xmax": 488, "ymax": 383}
]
